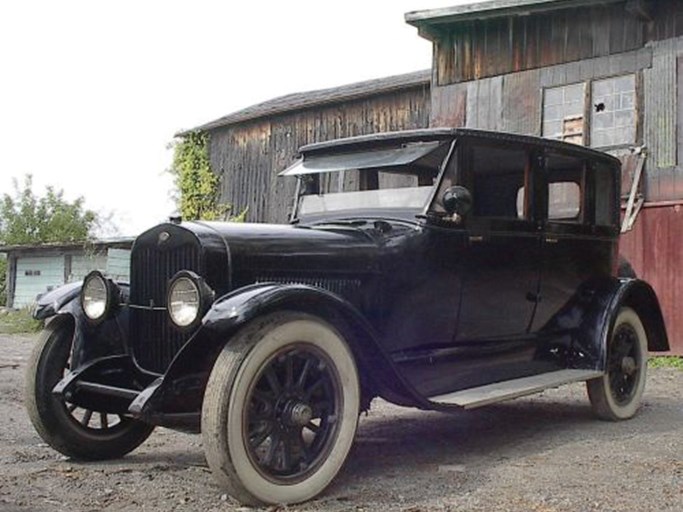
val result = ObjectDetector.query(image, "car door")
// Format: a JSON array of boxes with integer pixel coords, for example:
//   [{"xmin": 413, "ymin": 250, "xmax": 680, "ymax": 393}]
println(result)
[
  {"xmin": 532, "ymin": 152, "xmax": 618, "ymax": 357},
  {"xmin": 449, "ymin": 140, "xmax": 544, "ymax": 388}
]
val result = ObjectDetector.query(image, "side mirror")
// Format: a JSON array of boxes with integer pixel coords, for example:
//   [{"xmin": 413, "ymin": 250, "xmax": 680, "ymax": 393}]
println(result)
[{"xmin": 442, "ymin": 186, "xmax": 473, "ymax": 217}]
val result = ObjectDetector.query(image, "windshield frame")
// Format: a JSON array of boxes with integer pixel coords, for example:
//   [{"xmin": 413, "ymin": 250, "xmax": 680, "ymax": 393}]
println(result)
[{"xmin": 289, "ymin": 138, "xmax": 458, "ymax": 223}]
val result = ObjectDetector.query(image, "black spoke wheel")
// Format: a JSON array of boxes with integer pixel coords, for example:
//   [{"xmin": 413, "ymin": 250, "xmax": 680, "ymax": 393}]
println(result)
[
  {"xmin": 25, "ymin": 315, "xmax": 154, "ymax": 460},
  {"xmin": 587, "ymin": 307, "xmax": 648, "ymax": 421},
  {"xmin": 202, "ymin": 311, "xmax": 360, "ymax": 506}
]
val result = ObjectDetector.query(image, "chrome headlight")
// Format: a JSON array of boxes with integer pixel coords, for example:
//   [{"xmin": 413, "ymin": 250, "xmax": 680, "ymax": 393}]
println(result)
[
  {"xmin": 168, "ymin": 271, "xmax": 213, "ymax": 329},
  {"xmin": 81, "ymin": 271, "xmax": 118, "ymax": 323}
]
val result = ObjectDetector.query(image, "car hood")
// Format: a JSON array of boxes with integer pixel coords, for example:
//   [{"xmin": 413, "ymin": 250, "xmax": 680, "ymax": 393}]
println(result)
[{"xmin": 186, "ymin": 220, "xmax": 383, "ymax": 283}]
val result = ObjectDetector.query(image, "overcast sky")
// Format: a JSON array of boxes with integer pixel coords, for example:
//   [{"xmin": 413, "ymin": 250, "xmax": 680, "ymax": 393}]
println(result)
[{"xmin": 0, "ymin": 0, "xmax": 475, "ymax": 236}]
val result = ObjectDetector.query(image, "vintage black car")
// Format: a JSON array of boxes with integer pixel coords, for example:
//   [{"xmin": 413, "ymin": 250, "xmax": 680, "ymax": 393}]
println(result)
[{"xmin": 26, "ymin": 129, "xmax": 669, "ymax": 505}]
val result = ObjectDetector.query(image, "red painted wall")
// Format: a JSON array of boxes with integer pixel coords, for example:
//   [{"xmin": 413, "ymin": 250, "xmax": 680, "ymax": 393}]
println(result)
[{"xmin": 620, "ymin": 204, "xmax": 683, "ymax": 355}]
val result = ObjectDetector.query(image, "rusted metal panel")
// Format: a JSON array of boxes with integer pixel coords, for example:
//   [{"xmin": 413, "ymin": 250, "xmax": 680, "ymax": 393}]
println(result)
[
  {"xmin": 620, "ymin": 204, "xmax": 683, "ymax": 355},
  {"xmin": 208, "ymin": 86, "xmax": 431, "ymax": 224}
]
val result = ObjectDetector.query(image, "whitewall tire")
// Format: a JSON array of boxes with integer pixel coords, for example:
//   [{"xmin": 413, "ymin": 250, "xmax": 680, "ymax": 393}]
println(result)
[{"xmin": 201, "ymin": 311, "xmax": 360, "ymax": 505}]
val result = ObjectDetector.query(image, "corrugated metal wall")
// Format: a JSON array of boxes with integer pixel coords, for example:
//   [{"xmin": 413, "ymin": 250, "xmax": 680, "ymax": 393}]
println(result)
[{"xmin": 209, "ymin": 87, "xmax": 431, "ymax": 224}]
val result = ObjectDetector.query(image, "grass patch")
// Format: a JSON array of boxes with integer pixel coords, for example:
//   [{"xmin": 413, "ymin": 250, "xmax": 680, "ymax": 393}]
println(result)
[
  {"xmin": 648, "ymin": 356, "xmax": 683, "ymax": 370},
  {"xmin": 0, "ymin": 307, "xmax": 43, "ymax": 334}
]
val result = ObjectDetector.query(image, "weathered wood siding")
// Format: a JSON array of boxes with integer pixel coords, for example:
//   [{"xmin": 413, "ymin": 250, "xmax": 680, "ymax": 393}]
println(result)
[
  {"xmin": 430, "ymin": 39, "xmax": 683, "ymax": 204},
  {"xmin": 434, "ymin": 0, "xmax": 683, "ymax": 86},
  {"xmin": 209, "ymin": 87, "xmax": 430, "ymax": 223}
]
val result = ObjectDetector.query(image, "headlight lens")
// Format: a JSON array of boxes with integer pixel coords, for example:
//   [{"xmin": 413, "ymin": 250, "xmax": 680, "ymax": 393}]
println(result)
[
  {"xmin": 81, "ymin": 271, "xmax": 110, "ymax": 322},
  {"xmin": 168, "ymin": 276, "xmax": 201, "ymax": 328}
]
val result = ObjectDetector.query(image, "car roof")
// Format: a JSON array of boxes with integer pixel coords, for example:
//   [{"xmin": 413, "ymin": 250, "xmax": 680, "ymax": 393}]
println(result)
[{"xmin": 299, "ymin": 128, "xmax": 621, "ymax": 167}]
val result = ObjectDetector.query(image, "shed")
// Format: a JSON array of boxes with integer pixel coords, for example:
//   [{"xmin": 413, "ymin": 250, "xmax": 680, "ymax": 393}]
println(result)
[
  {"xmin": 186, "ymin": 70, "xmax": 431, "ymax": 223},
  {"xmin": 1, "ymin": 238, "xmax": 133, "ymax": 309},
  {"xmin": 406, "ymin": 0, "xmax": 683, "ymax": 354}
]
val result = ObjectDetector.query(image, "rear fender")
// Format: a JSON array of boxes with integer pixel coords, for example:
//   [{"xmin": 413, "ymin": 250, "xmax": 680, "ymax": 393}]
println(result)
[
  {"xmin": 139, "ymin": 283, "xmax": 431, "ymax": 420},
  {"xmin": 606, "ymin": 278, "xmax": 669, "ymax": 353},
  {"xmin": 544, "ymin": 277, "xmax": 669, "ymax": 371}
]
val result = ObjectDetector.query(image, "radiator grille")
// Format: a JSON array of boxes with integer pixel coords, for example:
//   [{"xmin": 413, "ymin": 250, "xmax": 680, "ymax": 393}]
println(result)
[
  {"xmin": 130, "ymin": 242, "xmax": 202, "ymax": 373},
  {"xmin": 255, "ymin": 275, "xmax": 361, "ymax": 298}
]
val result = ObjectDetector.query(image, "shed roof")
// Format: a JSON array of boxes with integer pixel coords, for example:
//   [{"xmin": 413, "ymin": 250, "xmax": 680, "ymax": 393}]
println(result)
[
  {"xmin": 406, "ymin": 0, "xmax": 623, "ymax": 30},
  {"xmin": 181, "ymin": 70, "xmax": 431, "ymax": 135},
  {"xmin": 0, "ymin": 237, "xmax": 134, "ymax": 253}
]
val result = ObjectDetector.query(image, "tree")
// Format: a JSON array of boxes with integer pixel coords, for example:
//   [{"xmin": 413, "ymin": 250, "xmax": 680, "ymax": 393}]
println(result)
[
  {"xmin": 0, "ymin": 175, "xmax": 98, "ymax": 246},
  {"xmin": 169, "ymin": 132, "xmax": 245, "ymax": 221}
]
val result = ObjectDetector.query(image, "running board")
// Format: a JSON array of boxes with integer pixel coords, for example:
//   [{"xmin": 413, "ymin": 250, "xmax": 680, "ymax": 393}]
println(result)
[{"xmin": 429, "ymin": 369, "xmax": 603, "ymax": 409}]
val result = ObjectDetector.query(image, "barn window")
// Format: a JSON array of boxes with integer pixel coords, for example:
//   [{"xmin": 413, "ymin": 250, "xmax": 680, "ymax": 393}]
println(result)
[
  {"xmin": 542, "ymin": 83, "xmax": 585, "ymax": 144},
  {"xmin": 542, "ymin": 74, "xmax": 637, "ymax": 149},
  {"xmin": 590, "ymin": 75, "xmax": 636, "ymax": 148}
]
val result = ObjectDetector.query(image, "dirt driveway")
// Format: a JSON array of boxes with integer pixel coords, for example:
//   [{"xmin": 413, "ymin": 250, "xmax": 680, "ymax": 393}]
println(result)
[{"xmin": 1, "ymin": 333, "xmax": 681, "ymax": 512}]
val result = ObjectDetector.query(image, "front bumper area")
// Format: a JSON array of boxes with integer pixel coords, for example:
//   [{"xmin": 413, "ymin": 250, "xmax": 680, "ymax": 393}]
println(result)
[{"xmin": 53, "ymin": 355, "xmax": 203, "ymax": 432}]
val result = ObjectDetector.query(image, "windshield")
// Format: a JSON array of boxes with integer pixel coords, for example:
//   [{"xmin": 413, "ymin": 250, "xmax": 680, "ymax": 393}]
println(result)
[{"xmin": 287, "ymin": 141, "xmax": 451, "ymax": 219}]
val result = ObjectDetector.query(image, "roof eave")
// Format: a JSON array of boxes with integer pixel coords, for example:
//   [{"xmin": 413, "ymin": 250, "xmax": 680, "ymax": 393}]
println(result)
[{"xmin": 406, "ymin": 0, "xmax": 624, "ymax": 38}]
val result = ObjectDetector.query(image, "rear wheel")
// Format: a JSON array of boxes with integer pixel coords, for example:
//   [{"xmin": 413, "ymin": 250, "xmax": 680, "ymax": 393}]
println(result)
[
  {"xmin": 587, "ymin": 307, "xmax": 648, "ymax": 421},
  {"xmin": 25, "ymin": 315, "xmax": 154, "ymax": 460},
  {"xmin": 202, "ymin": 311, "xmax": 360, "ymax": 505}
]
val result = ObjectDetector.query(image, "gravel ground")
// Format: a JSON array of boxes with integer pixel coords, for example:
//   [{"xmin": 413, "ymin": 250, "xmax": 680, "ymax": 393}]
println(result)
[{"xmin": 1, "ymin": 332, "xmax": 681, "ymax": 512}]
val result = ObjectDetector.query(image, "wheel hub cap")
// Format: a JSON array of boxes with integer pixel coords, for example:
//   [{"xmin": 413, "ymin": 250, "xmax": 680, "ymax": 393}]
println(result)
[
  {"xmin": 284, "ymin": 401, "xmax": 313, "ymax": 426},
  {"xmin": 621, "ymin": 356, "xmax": 637, "ymax": 375}
]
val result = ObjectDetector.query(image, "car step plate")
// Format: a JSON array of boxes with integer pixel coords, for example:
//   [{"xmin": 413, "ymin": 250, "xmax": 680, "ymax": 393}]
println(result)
[{"xmin": 429, "ymin": 369, "xmax": 604, "ymax": 409}]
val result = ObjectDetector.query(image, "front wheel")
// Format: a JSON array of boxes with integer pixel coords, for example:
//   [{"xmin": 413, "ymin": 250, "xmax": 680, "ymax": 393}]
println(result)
[
  {"xmin": 202, "ymin": 311, "xmax": 361, "ymax": 506},
  {"xmin": 25, "ymin": 315, "xmax": 154, "ymax": 460},
  {"xmin": 587, "ymin": 307, "xmax": 648, "ymax": 421}
]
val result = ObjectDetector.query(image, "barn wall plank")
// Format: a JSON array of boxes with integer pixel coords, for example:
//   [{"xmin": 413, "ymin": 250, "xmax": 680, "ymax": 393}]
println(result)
[{"xmin": 209, "ymin": 85, "xmax": 430, "ymax": 224}]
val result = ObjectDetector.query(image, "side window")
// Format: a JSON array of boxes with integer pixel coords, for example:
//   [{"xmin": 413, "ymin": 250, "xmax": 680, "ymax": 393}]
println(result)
[
  {"xmin": 544, "ymin": 153, "xmax": 585, "ymax": 223},
  {"xmin": 467, "ymin": 144, "xmax": 529, "ymax": 220},
  {"xmin": 548, "ymin": 182, "xmax": 581, "ymax": 220}
]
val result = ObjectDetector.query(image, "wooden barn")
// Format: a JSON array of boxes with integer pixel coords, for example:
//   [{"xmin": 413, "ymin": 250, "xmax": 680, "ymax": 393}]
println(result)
[
  {"xmin": 191, "ymin": 70, "xmax": 431, "ymax": 223},
  {"xmin": 406, "ymin": 0, "xmax": 683, "ymax": 353},
  {"xmin": 185, "ymin": 0, "xmax": 681, "ymax": 353}
]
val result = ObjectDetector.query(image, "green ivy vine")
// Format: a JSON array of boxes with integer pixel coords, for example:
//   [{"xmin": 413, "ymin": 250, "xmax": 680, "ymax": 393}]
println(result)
[{"xmin": 170, "ymin": 132, "xmax": 245, "ymax": 221}]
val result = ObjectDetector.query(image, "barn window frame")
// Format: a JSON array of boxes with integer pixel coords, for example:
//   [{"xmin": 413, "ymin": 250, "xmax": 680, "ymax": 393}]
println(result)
[{"xmin": 541, "ymin": 73, "xmax": 640, "ymax": 150}]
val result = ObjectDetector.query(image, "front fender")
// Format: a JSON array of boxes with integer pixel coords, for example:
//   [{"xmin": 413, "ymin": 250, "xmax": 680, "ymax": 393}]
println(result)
[
  {"xmin": 32, "ymin": 281, "xmax": 131, "ymax": 369},
  {"xmin": 131, "ymin": 283, "xmax": 432, "ymax": 423},
  {"xmin": 33, "ymin": 281, "xmax": 84, "ymax": 320}
]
